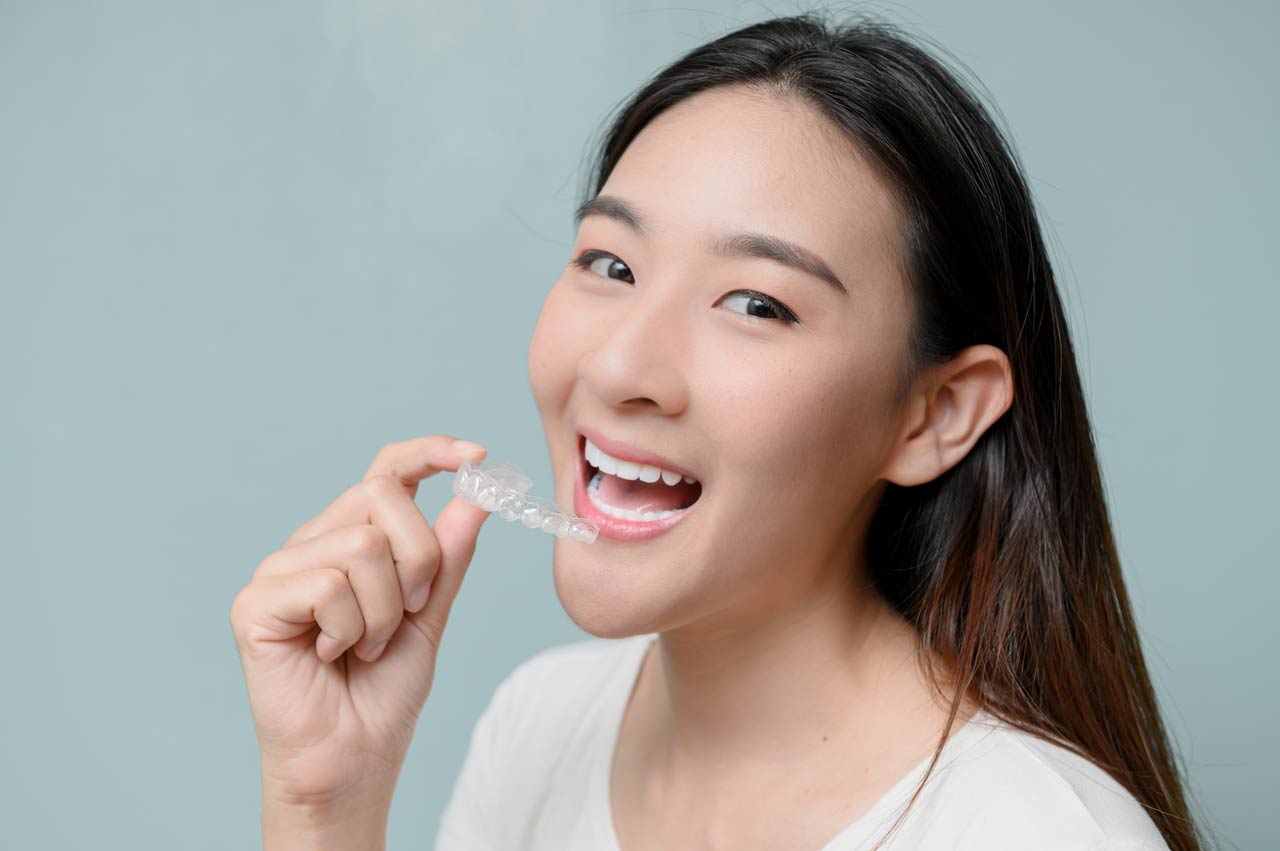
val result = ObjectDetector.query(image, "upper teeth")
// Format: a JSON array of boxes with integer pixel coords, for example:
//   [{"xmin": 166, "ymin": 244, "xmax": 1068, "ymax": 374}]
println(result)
[{"xmin": 585, "ymin": 438, "xmax": 698, "ymax": 486}]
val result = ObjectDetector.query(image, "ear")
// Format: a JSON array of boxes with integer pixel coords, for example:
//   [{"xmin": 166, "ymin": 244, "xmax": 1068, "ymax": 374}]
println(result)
[{"xmin": 881, "ymin": 344, "xmax": 1014, "ymax": 488}]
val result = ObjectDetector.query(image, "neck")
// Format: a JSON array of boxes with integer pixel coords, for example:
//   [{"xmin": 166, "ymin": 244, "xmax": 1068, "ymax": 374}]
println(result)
[{"xmin": 638, "ymin": 567, "xmax": 961, "ymax": 784}]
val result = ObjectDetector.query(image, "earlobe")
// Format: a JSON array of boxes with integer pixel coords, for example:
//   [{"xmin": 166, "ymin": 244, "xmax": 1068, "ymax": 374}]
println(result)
[{"xmin": 881, "ymin": 345, "xmax": 1013, "ymax": 488}]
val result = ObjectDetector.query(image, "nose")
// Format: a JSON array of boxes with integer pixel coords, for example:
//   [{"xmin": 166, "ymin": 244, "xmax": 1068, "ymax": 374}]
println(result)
[{"xmin": 576, "ymin": 283, "xmax": 692, "ymax": 415}]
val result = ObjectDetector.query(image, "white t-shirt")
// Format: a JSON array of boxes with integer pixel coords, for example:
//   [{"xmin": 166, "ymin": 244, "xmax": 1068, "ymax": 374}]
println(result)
[{"xmin": 435, "ymin": 632, "xmax": 1170, "ymax": 850}]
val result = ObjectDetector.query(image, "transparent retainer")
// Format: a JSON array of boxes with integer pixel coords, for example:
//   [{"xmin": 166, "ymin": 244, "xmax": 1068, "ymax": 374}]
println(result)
[{"xmin": 452, "ymin": 457, "xmax": 599, "ymax": 544}]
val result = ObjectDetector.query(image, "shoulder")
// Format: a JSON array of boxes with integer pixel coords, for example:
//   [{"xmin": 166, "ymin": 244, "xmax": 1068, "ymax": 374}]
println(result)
[{"xmin": 905, "ymin": 714, "xmax": 1170, "ymax": 850}]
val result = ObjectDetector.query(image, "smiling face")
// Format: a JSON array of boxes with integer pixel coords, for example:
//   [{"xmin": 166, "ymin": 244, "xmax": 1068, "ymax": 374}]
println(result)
[{"xmin": 527, "ymin": 84, "xmax": 916, "ymax": 638}]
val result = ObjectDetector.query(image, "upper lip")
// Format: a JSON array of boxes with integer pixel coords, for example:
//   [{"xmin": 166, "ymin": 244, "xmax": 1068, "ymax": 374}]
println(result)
[{"xmin": 577, "ymin": 425, "xmax": 700, "ymax": 481}]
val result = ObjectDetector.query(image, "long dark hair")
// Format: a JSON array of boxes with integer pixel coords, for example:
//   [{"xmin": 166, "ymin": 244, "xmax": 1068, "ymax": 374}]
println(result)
[{"xmin": 574, "ymin": 12, "xmax": 1209, "ymax": 851}]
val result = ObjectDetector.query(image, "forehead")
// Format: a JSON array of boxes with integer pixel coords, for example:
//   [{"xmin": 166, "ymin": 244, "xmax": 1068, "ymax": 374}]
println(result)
[{"xmin": 598, "ymin": 85, "xmax": 904, "ymax": 276}]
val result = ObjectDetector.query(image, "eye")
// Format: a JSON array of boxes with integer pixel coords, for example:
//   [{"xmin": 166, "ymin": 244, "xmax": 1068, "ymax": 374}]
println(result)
[
  {"xmin": 570, "ymin": 249, "xmax": 634, "ymax": 283},
  {"xmin": 569, "ymin": 249, "xmax": 800, "ymax": 325},
  {"xmin": 716, "ymin": 291, "xmax": 799, "ymax": 324}
]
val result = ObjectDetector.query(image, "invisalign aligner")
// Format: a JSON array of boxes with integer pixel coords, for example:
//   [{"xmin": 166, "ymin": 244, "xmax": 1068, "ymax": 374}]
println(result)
[{"xmin": 452, "ymin": 457, "xmax": 599, "ymax": 544}]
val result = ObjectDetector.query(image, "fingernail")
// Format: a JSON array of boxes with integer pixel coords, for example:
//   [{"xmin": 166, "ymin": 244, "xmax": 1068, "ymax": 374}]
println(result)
[
  {"xmin": 407, "ymin": 583, "xmax": 430, "ymax": 612},
  {"xmin": 452, "ymin": 439, "xmax": 486, "ymax": 457},
  {"xmin": 367, "ymin": 640, "xmax": 388, "ymax": 661}
]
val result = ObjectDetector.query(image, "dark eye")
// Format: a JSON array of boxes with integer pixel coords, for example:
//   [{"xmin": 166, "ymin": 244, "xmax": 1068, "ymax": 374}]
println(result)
[
  {"xmin": 569, "ymin": 249, "xmax": 799, "ymax": 325},
  {"xmin": 570, "ymin": 250, "xmax": 634, "ymax": 283},
  {"xmin": 717, "ymin": 291, "xmax": 798, "ymax": 324}
]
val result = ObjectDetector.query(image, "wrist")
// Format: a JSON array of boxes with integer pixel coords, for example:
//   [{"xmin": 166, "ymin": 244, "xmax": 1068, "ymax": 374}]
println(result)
[
  {"xmin": 262, "ymin": 792, "xmax": 392, "ymax": 851},
  {"xmin": 261, "ymin": 767, "xmax": 397, "ymax": 851}
]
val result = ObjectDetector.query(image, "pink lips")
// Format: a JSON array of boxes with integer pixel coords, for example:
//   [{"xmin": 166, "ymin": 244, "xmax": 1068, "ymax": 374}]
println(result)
[{"xmin": 573, "ymin": 434, "xmax": 696, "ymax": 542}]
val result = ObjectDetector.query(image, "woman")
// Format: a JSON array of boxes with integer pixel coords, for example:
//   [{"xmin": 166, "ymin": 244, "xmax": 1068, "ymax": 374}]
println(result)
[{"xmin": 230, "ymin": 13, "xmax": 1207, "ymax": 851}]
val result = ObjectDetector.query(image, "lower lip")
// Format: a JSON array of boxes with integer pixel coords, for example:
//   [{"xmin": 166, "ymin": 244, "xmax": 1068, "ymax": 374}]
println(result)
[{"xmin": 572, "ymin": 447, "xmax": 697, "ymax": 543}]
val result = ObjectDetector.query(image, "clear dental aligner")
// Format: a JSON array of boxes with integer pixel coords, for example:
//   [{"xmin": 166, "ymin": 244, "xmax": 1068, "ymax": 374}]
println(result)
[{"xmin": 452, "ymin": 457, "xmax": 599, "ymax": 544}]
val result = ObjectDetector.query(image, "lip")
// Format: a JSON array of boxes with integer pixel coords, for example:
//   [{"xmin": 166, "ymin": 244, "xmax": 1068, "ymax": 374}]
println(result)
[
  {"xmin": 576, "ymin": 425, "xmax": 699, "ymax": 481},
  {"xmin": 573, "ymin": 433, "xmax": 698, "ymax": 542}
]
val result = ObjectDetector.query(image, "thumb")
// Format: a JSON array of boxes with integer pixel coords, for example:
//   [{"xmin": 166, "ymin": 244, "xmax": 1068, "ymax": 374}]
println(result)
[{"xmin": 409, "ymin": 492, "xmax": 493, "ymax": 642}]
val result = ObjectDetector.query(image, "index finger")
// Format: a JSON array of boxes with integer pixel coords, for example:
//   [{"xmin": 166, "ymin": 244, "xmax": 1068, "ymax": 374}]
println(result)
[
  {"xmin": 364, "ymin": 435, "xmax": 488, "ymax": 492},
  {"xmin": 281, "ymin": 435, "xmax": 487, "ymax": 550}
]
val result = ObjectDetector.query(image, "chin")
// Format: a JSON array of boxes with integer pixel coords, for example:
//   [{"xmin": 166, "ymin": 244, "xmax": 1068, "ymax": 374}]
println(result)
[{"xmin": 549, "ymin": 541, "xmax": 671, "ymax": 639}]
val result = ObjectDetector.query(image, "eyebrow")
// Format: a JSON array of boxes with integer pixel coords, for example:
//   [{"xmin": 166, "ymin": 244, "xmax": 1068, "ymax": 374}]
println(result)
[{"xmin": 573, "ymin": 195, "xmax": 849, "ymax": 296}]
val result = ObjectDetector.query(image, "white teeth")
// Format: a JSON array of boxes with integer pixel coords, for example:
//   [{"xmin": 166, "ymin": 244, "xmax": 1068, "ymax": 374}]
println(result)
[
  {"xmin": 583, "ymin": 438, "xmax": 699, "ymax": 488},
  {"xmin": 587, "ymin": 471, "xmax": 688, "ymax": 521},
  {"xmin": 615, "ymin": 460, "xmax": 642, "ymax": 480}
]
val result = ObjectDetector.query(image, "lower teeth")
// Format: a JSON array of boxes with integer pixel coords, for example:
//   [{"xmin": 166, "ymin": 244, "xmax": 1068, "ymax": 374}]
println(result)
[{"xmin": 587, "ymin": 471, "xmax": 691, "ymax": 522}]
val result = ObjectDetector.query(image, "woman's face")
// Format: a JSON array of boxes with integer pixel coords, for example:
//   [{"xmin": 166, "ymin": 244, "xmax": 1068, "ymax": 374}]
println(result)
[{"xmin": 527, "ymin": 85, "xmax": 914, "ymax": 638}]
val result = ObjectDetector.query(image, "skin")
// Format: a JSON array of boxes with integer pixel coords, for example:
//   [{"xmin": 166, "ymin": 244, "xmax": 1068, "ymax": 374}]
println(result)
[
  {"xmin": 231, "ymin": 436, "xmax": 496, "ymax": 851},
  {"xmin": 527, "ymin": 84, "xmax": 1013, "ymax": 849}
]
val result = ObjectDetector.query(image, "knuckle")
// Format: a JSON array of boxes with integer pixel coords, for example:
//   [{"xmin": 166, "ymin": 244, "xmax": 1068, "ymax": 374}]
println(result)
[
  {"xmin": 363, "ymin": 473, "xmax": 400, "ymax": 500},
  {"xmin": 371, "ymin": 441, "xmax": 401, "ymax": 468},
  {"xmin": 251, "ymin": 550, "xmax": 281, "ymax": 580},
  {"xmin": 345, "ymin": 525, "xmax": 391, "ymax": 561},
  {"xmin": 229, "ymin": 586, "xmax": 253, "ymax": 634},
  {"xmin": 311, "ymin": 567, "xmax": 350, "ymax": 601},
  {"xmin": 404, "ymin": 535, "xmax": 442, "ymax": 578}
]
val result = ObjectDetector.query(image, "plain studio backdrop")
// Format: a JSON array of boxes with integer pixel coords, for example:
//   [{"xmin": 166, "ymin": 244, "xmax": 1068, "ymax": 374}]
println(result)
[{"xmin": 1, "ymin": 1, "xmax": 1273, "ymax": 848}]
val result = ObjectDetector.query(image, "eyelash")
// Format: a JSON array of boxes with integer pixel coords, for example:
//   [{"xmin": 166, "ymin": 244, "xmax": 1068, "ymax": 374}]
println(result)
[{"xmin": 569, "ymin": 250, "xmax": 800, "ymax": 325}]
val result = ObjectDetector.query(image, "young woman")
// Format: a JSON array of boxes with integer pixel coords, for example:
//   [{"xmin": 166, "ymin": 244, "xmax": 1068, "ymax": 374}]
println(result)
[{"xmin": 230, "ymin": 13, "xmax": 1208, "ymax": 851}]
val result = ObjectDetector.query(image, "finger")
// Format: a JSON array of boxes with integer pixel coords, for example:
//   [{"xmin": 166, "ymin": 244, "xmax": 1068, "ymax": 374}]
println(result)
[
  {"xmin": 233, "ymin": 568, "xmax": 364, "ymax": 664},
  {"xmin": 363, "ymin": 434, "xmax": 487, "ymax": 488},
  {"xmin": 249, "ymin": 525, "xmax": 404, "ymax": 661},
  {"xmin": 408, "ymin": 492, "xmax": 493, "ymax": 643},
  {"xmin": 282, "ymin": 436, "xmax": 487, "ymax": 550},
  {"xmin": 271, "ymin": 474, "xmax": 441, "ymax": 615}
]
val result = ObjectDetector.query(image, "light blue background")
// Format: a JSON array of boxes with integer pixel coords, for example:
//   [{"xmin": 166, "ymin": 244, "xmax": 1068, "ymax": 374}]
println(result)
[{"xmin": 1, "ymin": 1, "xmax": 1272, "ymax": 848}]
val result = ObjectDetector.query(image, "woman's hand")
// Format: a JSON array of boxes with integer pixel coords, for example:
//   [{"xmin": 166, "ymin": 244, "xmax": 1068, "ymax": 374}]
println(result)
[{"xmin": 230, "ymin": 436, "xmax": 492, "ymax": 812}]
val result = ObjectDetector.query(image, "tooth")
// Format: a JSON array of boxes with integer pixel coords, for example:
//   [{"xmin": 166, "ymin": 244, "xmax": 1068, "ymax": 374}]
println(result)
[
  {"xmin": 615, "ymin": 460, "xmax": 641, "ymax": 480},
  {"xmin": 682, "ymin": 474, "xmax": 696, "ymax": 484},
  {"xmin": 638, "ymin": 464, "xmax": 661, "ymax": 483},
  {"xmin": 596, "ymin": 452, "xmax": 618, "ymax": 475},
  {"xmin": 660, "ymin": 469, "xmax": 681, "ymax": 486},
  {"xmin": 585, "ymin": 440, "xmax": 600, "ymax": 467}
]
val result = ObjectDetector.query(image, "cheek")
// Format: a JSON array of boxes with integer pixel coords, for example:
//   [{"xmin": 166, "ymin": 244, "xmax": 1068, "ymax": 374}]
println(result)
[
  {"xmin": 789, "ymin": 355, "xmax": 906, "ymax": 516},
  {"xmin": 527, "ymin": 282, "xmax": 579, "ymax": 415},
  {"xmin": 712, "ymin": 343, "xmax": 895, "ymax": 498},
  {"xmin": 705, "ymin": 343, "xmax": 855, "ymax": 450}
]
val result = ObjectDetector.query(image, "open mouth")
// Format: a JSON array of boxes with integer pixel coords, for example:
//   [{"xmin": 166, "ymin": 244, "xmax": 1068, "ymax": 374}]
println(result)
[{"xmin": 578, "ymin": 433, "xmax": 702, "ymax": 522}]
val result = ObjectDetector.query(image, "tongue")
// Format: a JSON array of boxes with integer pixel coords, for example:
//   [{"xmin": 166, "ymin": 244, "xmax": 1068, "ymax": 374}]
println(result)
[{"xmin": 597, "ymin": 471, "xmax": 700, "ymax": 512}]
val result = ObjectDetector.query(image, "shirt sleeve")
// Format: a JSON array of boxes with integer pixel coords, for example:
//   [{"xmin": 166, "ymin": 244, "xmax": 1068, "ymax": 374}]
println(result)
[{"xmin": 432, "ymin": 661, "xmax": 529, "ymax": 851}]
